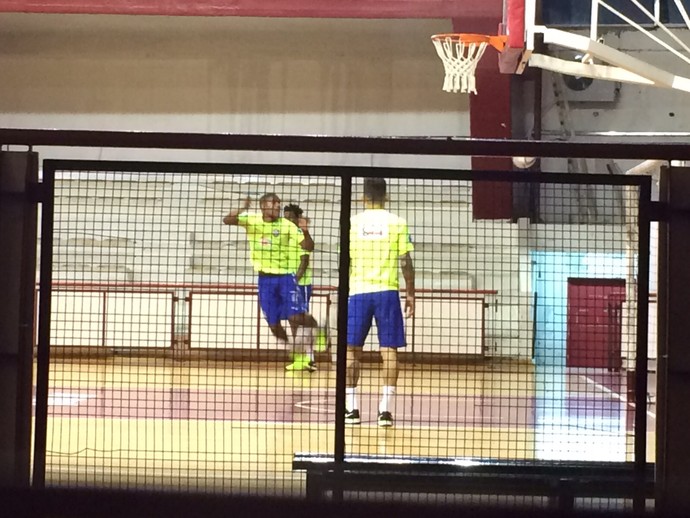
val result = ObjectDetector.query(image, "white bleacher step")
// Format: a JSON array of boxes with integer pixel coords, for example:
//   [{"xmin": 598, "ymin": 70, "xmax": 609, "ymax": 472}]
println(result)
[
  {"xmin": 55, "ymin": 194, "xmax": 163, "ymax": 207},
  {"xmin": 52, "ymin": 270, "xmax": 136, "ymax": 284},
  {"xmin": 54, "ymin": 246, "xmax": 137, "ymax": 266},
  {"xmin": 56, "ymin": 235, "xmax": 137, "ymax": 247},
  {"xmin": 55, "ymin": 178, "xmax": 172, "ymax": 196},
  {"xmin": 187, "ymin": 238, "xmax": 229, "ymax": 251},
  {"xmin": 52, "ymin": 262, "xmax": 136, "ymax": 281},
  {"xmin": 188, "ymin": 255, "xmax": 252, "ymax": 269}
]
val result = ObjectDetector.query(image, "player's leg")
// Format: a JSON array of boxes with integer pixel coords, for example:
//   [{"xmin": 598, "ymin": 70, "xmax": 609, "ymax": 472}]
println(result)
[
  {"xmin": 377, "ymin": 348, "xmax": 398, "ymax": 427},
  {"xmin": 302, "ymin": 285, "xmax": 318, "ymax": 369},
  {"xmin": 268, "ymin": 322, "xmax": 289, "ymax": 343},
  {"xmin": 285, "ymin": 276, "xmax": 315, "ymax": 372},
  {"xmin": 345, "ymin": 293, "xmax": 374, "ymax": 425},
  {"xmin": 259, "ymin": 275, "xmax": 290, "ymax": 343},
  {"xmin": 345, "ymin": 347, "xmax": 363, "ymax": 424},
  {"xmin": 305, "ymin": 285, "xmax": 328, "ymax": 354},
  {"xmin": 373, "ymin": 290, "xmax": 406, "ymax": 427},
  {"xmin": 282, "ymin": 285, "xmax": 316, "ymax": 339},
  {"xmin": 285, "ymin": 318, "xmax": 301, "ymax": 367}
]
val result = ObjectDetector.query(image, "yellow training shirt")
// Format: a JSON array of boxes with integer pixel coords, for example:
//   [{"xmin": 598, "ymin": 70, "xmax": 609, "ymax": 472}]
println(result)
[
  {"xmin": 237, "ymin": 213, "xmax": 305, "ymax": 274},
  {"xmin": 349, "ymin": 209, "xmax": 414, "ymax": 295}
]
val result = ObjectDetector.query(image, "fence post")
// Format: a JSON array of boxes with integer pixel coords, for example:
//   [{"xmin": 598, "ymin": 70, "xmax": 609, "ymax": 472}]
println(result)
[
  {"xmin": 657, "ymin": 165, "xmax": 690, "ymax": 514},
  {"xmin": 173, "ymin": 288, "xmax": 191, "ymax": 360},
  {"xmin": 0, "ymin": 151, "xmax": 39, "ymax": 486}
]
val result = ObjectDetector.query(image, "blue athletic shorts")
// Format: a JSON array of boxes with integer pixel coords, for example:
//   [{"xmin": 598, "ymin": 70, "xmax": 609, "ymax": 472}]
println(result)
[
  {"xmin": 297, "ymin": 284, "xmax": 313, "ymax": 311},
  {"xmin": 280, "ymin": 284, "xmax": 312, "ymax": 320},
  {"xmin": 258, "ymin": 273, "xmax": 307, "ymax": 326},
  {"xmin": 347, "ymin": 290, "xmax": 406, "ymax": 348}
]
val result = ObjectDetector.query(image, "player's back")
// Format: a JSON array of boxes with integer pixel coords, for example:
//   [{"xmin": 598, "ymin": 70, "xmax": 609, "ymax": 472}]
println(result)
[{"xmin": 349, "ymin": 209, "xmax": 412, "ymax": 295}]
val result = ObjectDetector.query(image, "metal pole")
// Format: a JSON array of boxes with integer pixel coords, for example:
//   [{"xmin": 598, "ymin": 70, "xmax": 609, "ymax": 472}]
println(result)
[
  {"xmin": 32, "ymin": 159, "xmax": 54, "ymax": 488},
  {"xmin": 633, "ymin": 176, "xmax": 651, "ymax": 513},
  {"xmin": 656, "ymin": 165, "xmax": 690, "ymax": 515},
  {"xmin": 0, "ymin": 151, "xmax": 39, "ymax": 487},
  {"xmin": 333, "ymin": 174, "xmax": 352, "ymax": 499}
]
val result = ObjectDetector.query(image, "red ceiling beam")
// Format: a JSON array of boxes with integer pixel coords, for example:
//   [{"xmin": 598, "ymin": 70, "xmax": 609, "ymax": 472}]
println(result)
[{"xmin": 0, "ymin": 0, "xmax": 504, "ymax": 18}]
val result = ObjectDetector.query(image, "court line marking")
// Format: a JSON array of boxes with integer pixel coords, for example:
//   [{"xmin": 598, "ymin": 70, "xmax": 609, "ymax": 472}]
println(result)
[
  {"xmin": 33, "ymin": 392, "xmax": 95, "ymax": 407},
  {"xmin": 294, "ymin": 398, "xmax": 333, "ymax": 414},
  {"xmin": 293, "ymin": 398, "xmax": 510, "ymax": 423},
  {"xmin": 580, "ymin": 375, "xmax": 656, "ymax": 419}
]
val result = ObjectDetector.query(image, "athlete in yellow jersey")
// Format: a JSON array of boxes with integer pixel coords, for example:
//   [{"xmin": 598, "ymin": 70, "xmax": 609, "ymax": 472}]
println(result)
[
  {"xmin": 283, "ymin": 204, "xmax": 315, "ymax": 369},
  {"xmin": 346, "ymin": 178, "xmax": 415, "ymax": 427},
  {"xmin": 223, "ymin": 193, "xmax": 318, "ymax": 371},
  {"xmin": 284, "ymin": 204, "xmax": 313, "ymax": 297}
]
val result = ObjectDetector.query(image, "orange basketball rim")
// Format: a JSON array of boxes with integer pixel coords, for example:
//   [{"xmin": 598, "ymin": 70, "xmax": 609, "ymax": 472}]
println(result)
[{"xmin": 431, "ymin": 33, "xmax": 509, "ymax": 94}]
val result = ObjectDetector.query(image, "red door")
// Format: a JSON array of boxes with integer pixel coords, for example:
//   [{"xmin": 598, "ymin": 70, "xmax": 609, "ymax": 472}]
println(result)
[{"xmin": 566, "ymin": 278, "xmax": 625, "ymax": 369}]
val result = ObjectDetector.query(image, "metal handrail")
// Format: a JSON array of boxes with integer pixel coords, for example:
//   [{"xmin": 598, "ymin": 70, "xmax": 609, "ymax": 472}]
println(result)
[{"xmin": 37, "ymin": 281, "xmax": 498, "ymax": 353}]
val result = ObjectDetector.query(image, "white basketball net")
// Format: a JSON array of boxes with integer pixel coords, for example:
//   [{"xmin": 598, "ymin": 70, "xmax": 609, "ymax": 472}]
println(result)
[{"xmin": 432, "ymin": 36, "xmax": 489, "ymax": 94}]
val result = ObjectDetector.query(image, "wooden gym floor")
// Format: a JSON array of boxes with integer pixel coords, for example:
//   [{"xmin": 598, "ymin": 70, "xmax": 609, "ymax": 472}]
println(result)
[{"xmin": 36, "ymin": 358, "xmax": 656, "ymax": 495}]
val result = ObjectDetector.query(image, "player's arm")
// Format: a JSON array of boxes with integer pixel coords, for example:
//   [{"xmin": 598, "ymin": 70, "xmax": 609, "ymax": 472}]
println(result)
[
  {"xmin": 297, "ymin": 215, "xmax": 314, "ymax": 251},
  {"xmin": 295, "ymin": 252, "xmax": 310, "ymax": 283},
  {"xmin": 400, "ymin": 252, "xmax": 415, "ymax": 318},
  {"xmin": 222, "ymin": 197, "xmax": 251, "ymax": 226}
]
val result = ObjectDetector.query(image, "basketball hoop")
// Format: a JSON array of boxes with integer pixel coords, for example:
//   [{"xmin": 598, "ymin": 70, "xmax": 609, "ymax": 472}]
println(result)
[{"xmin": 431, "ymin": 34, "xmax": 508, "ymax": 94}]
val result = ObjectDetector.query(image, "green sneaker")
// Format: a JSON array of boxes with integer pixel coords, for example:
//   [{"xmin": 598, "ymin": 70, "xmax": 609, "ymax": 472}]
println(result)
[
  {"xmin": 285, "ymin": 361, "xmax": 310, "ymax": 372},
  {"xmin": 314, "ymin": 327, "xmax": 328, "ymax": 353},
  {"xmin": 285, "ymin": 353, "xmax": 316, "ymax": 372}
]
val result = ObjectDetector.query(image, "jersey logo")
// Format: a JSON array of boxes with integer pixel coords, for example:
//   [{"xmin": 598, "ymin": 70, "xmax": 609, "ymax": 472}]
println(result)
[
  {"xmin": 272, "ymin": 229, "xmax": 280, "ymax": 237},
  {"xmin": 359, "ymin": 222, "xmax": 389, "ymax": 239},
  {"xmin": 260, "ymin": 237, "xmax": 272, "ymax": 246}
]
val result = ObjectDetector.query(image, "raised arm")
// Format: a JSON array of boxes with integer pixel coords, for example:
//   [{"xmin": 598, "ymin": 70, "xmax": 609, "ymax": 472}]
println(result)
[
  {"xmin": 222, "ymin": 197, "xmax": 251, "ymax": 226},
  {"xmin": 400, "ymin": 252, "xmax": 415, "ymax": 318},
  {"xmin": 297, "ymin": 215, "xmax": 314, "ymax": 252}
]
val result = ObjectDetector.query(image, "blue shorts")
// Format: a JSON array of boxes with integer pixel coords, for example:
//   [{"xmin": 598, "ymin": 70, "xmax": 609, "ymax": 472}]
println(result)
[
  {"xmin": 258, "ymin": 273, "xmax": 307, "ymax": 326},
  {"xmin": 347, "ymin": 290, "xmax": 406, "ymax": 348},
  {"xmin": 280, "ymin": 284, "xmax": 312, "ymax": 320},
  {"xmin": 297, "ymin": 284, "xmax": 313, "ymax": 311}
]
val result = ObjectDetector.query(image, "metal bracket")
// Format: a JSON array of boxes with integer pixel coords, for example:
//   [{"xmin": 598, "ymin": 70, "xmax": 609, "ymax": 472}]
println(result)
[
  {"xmin": 26, "ymin": 182, "xmax": 48, "ymax": 204},
  {"xmin": 649, "ymin": 201, "xmax": 668, "ymax": 222}
]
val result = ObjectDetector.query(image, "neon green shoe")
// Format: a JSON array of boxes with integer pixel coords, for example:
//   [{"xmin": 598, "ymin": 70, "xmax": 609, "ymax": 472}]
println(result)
[
  {"xmin": 285, "ymin": 362, "xmax": 317, "ymax": 372},
  {"xmin": 285, "ymin": 353, "xmax": 316, "ymax": 372},
  {"xmin": 314, "ymin": 327, "xmax": 328, "ymax": 353}
]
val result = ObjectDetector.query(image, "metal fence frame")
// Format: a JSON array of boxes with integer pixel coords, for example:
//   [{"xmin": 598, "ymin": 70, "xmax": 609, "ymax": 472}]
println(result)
[{"xmin": 31, "ymin": 157, "xmax": 652, "ymax": 508}]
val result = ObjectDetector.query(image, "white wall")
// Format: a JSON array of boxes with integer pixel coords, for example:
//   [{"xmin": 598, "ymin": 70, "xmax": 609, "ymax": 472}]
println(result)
[
  {"xmin": 6, "ymin": 14, "xmax": 666, "ymax": 361},
  {"xmin": 536, "ymin": 28, "xmax": 681, "ymax": 363},
  {"xmin": 539, "ymin": 28, "xmax": 690, "ymax": 160},
  {"xmin": 48, "ymin": 173, "xmax": 521, "ymax": 356},
  {"xmin": 0, "ymin": 13, "xmax": 470, "ymax": 169}
]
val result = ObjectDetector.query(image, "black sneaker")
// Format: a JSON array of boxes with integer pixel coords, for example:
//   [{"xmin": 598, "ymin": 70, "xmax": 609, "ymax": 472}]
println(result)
[
  {"xmin": 305, "ymin": 361, "xmax": 317, "ymax": 373},
  {"xmin": 377, "ymin": 411, "xmax": 393, "ymax": 427},
  {"xmin": 345, "ymin": 409, "xmax": 361, "ymax": 425}
]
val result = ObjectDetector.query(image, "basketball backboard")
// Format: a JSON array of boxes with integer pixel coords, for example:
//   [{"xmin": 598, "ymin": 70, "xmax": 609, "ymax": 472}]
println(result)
[
  {"xmin": 499, "ymin": 0, "xmax": 530, "ymax": 74},
  {"xmin": 500, "ymin": 0, "xmax": 690, "ymax": 93}
]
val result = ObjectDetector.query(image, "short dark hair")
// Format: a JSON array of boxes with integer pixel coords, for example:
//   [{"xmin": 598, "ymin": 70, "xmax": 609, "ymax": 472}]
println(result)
[
  {"xmin": 259, "ymin": 192, "xmax": 280, "ymax": 205},
  {"xmin": 283, "ymin": 203, "xmax": 303, "ymax": 217},
  {"xmin": 363, "ymin": 178, "xmax": 387, "ymax": 202}
]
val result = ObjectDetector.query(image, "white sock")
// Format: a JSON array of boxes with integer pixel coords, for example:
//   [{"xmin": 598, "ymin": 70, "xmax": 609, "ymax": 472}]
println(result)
[
  {"xmin": 379, "ymin": 385, "xmax": 396, "ymax": 413},
  {"xmin": 294, "ymin": 326, "xmax": 314, "ymax": 355},
  {"xmin": 346, "ymin": 387, "xmax": 358, "ymax": 412}
]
